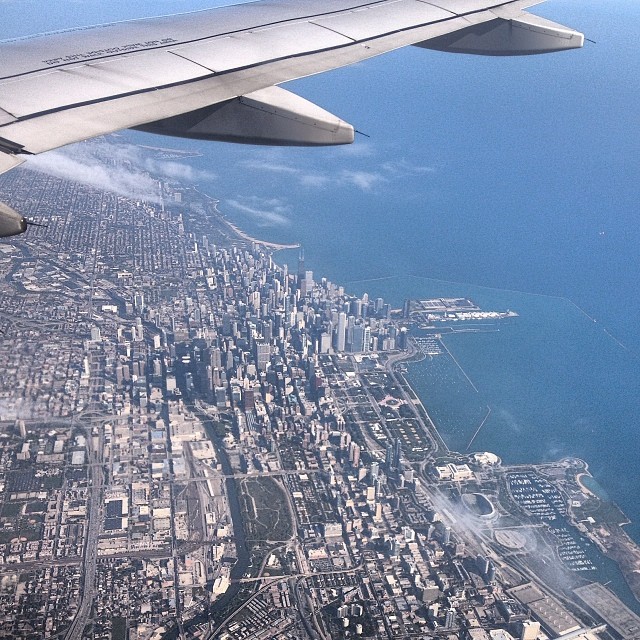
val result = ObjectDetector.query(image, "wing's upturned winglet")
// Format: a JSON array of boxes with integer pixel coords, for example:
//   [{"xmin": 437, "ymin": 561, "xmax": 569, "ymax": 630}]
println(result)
[{"xmin": 415, "ymin": 13, "xmax": 584, "ymax": 56}]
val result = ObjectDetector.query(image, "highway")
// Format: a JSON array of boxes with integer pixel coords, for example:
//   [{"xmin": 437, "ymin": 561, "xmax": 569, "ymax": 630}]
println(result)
[
  {"xmin": 65, "ymin": 423, "xmax": 104, "ymax": 640},
  {"xmin": 65, "ymin": 239, "xmax": 106, "ymax": 640}
]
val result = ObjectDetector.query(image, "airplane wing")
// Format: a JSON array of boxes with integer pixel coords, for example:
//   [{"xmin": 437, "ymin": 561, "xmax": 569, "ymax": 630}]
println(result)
[{"xmin": 0, "ymin": 0, "xmax": 583, "ymax": 236}]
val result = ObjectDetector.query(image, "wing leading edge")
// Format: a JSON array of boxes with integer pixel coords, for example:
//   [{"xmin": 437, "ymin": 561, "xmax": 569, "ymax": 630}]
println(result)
[{"xmin": 0, "ymin": 0, "xmax": 583, "ymax": 236}]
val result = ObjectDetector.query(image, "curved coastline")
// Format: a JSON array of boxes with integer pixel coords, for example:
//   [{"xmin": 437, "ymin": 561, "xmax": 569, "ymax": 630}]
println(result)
[
  {"xmin": 195, "ymin": 187, "xmax": 300, "ymax": 250},
  {"xmin": 577, "ymin": 472, "xmax": 597, "ymax": 499},
  {"xmin": 222, "ymin": 217, "xmax": 300, "ymax": 251},
  {"xmin": 577, "ymin": 471, "xmax": 611, "ymax": 502}
]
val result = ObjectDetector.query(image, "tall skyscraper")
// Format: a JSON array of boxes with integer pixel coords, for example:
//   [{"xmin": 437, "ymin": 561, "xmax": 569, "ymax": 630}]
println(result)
[
  {"xmin": 243, "ymin": 387, "xmax": 256, "ymax": 411},
  {"xmin": 319, "ymin": 332, "xmax": 332, "ymax": 354},
  {"xmin": 134, "ymin": 291, "xmax": 145, "ymax": 313},
  {"xmin": 476, "ymin": 555, "xmax": 491, "ymax": 576},
  {"xmin": 349, "ymin": 442, "xmax": 360, "ymax": 467},
  {"xmin": 444, "ymin": 609, "xmax": 456, "ymax": 629},
  {"xmin": 385, "ymin": 442, "xmax": 394, "ymax": 470},
  {"xmin": 393, "ymin": 437, "xmax": 401, "ymax": 469},
  {"xmin": 254, "ymin": 341, "xmax": 270, "ymax": 371},
  {"xmin": 384, "ymin": 439, "xmax": 401, "ymax": 471},
  {"xmin": 335, "ymin": 312, "xmax": 346, "ymax": 352},
  {"xmin": 210, "ymin": 347, "xmax": 222, "ymax": 369},
  {"xmin": 297, "ymin": 248, "xmax": 305, "ymax": 290},
  {"xmin": 300, "ymin": 269, "xmax": 313, "ymax": 297},
  {"xmin": 351, "ymin": 324, "xmax": 365, "ymax": 353},
  {"xmin": 363, "ymin": 326, "xmax": 371, "ymax": 352}
]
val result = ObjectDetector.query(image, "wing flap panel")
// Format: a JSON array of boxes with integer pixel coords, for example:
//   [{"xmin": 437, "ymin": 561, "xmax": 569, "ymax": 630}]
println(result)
[
  {"xmin": 0, "ymin": 5, "xmax": 309, "ymax": 80},
  {"xmin": 426, "ymin": 0, "xmax": 504, "ymax": 14},
  {"xmin": 356, "ymin": 15, "xmax": 467, "ymax": 53},
  {"xmin": 311, "ymin": 1, "xmax": 453, "ymax": 41},
  {"xmin": 0, "ymin": 151, "xmax": 24, "ymax": 176},
  {"xmin": 171, "ymin": 22, "xmax": 352, "ymax": 73},
  {"xmin": 134, "ymin": 85, "xmax": 354, "ymax": 146},
  {"xmin": 0, "ymin": 108, "xmax": 16, "ymax": 126},
  {"xmin": 0, "ymin": 52, "xmax": 211, "ymax": 117}
]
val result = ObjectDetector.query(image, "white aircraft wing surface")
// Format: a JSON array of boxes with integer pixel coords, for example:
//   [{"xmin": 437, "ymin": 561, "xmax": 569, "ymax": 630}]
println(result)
[{"xmin": 0, "ymin": 0, "xmax": 583, "ymax": 236}]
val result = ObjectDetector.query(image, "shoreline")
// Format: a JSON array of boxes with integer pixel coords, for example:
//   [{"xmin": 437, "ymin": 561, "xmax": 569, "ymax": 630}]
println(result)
[
  {"xmin": 194, "ymin": 187, "xmax": 300, "ymax": 251},
  {"xmin": 345, "ymin": 273, "xmax": 635, "ymax": 355},
  {"xmin": 576, "ymin": 472, "xmax": 597, "ymax": 499},
  {"xmin": 223, "ymin": 217, "xmax": 300, "ymax": 251}
]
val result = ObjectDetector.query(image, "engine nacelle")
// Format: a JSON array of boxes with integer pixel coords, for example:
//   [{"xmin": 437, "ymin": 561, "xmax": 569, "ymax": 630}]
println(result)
[
  {"xmin": 134, "ymin": 86, "xmax": 354, "ymax": 147},
  {"xmin": 0, "ymin": 201, "xmax": 27, "ymax": 238}
]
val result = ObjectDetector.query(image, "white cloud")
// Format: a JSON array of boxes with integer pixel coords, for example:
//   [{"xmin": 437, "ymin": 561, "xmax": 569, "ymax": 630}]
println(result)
[
  {"xmin": 226, "ymin": 196, "xmax": 291, "ymax": 227},
  {"xmin": 239, "ymin": 159, "xmax": 299, "ymax": 175},
  {"xmin": 28, "ymin": 148, "xmax": 163, "ymax": 203},
  {"xmin": 339, "ymin": 169, "xmax": 387, "ymax": 191},
  {"xmin": 381, "ymin": 158, "xmax": 436, "ymax": 176},
  {"xmin": 237, "ymin": 146, "xmax": 435, "ymax": 192},
  {"xmin": 26, "ymin": 139, "xmax": 216, "ymax": 202},
  {"xmin": 143, "ymin": 158, "xmax": 215, "ymax": 183},
  {"xmin": 298, "ymin": 173, "xmax": 331, "ymax": 188},
  {"xmin": 239, "ymin": 157, "xmax": 334, "ymax": 189},
  {"xmin": 238, "ymin": 157, "xmax": 386, "ymax": 192}
]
